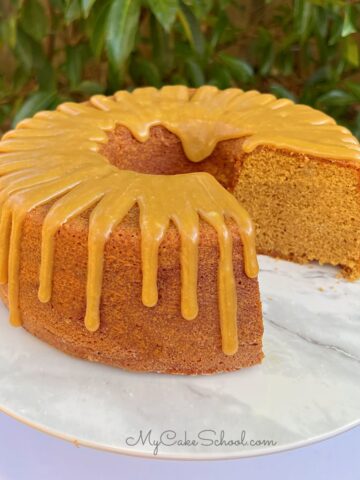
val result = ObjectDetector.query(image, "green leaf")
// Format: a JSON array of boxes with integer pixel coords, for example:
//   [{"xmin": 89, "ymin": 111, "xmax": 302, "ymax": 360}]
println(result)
[
  {"xmin": 106, "ymin": 0, "xmax": 141, "ymax": 69},
  {"xmin": 14, "ymin": 28, "xmax": 34, "ymax": 72},
  {"xmin": 106, "ymin": 62, "xmax": 124, "ymax": 91},
  {"xmin": 269, "ymin": 83, "xmax": 297, "ymax": 102},
  {"xmin": 276, "ymin": 50, "xmax": 294, "ymax": 76},
  {"xmin": 37, "ymin": 60, "xmax": 56, "ymax": 91},
  {"xmin": 171, "ymin": 73, "xmax": 187, "ymax": 85},
  {"xmin": 313, "ymin": 6, "xmax": 328, "ymax": 42},
  {"xmin": 64, "ymin": 44, "xmax": 90, "ymax": 89},
  {"xmin": 20, "ymin": 0, "xmax": 48, "ymax": 41},
  {"xmin": 73, "ymin": 80, "xmax": 105, "ymax": 95},
  {"xmin": 341, "ymin": 5, "xmax": 357, "ymax": 37},
  {"xmin": 345, "ymin": 36, "xmax": 359, "ymax": 67},
  {"xmin": 89, "ymin": 0, "xmax": 112, "ymax": 58},
  {"xmin": 208, "ymin": 64, "xmax": 232, "ymax": 89},
  {"xmin": 345, "ymin": 81, "xmax": 360, "ymax": 101},
  {"xmin": 217, "ymin": 0, "xmax": 232, "ymax": 8},
  {"xmin": 12, "ymin": 67, "xmax": 29, "ymax": 93},
  {"xmin": 174, "ymin": 39, "xmax": 193, "ymax": 59},
  {"xmin": 316, "ymin": 89, "xmax": 355, "ymax": 108},
  {"xmin": 218, "ymin": 53, "xmax": 253, "ymax": 84},
  {"xmin": 0, "ymin": 16, "xmax": 17, "ymax": 48},
  {"xmin": 65, "ymin": 0, "xmax": 83, "ymax": 24},
  {"xmin": 0, "ymin": 105, "xmax": 11, "ymax": 127},
  {"xmin": 64, "ymin": 45, "xmax": 83, "ymax": 89},
  {"xmin": 334, "ymin": 58, "xmax": 345, "ymax": 81},
  {"xmin": 49, "ymin": 0, "xmax": 64, "ymax": 8},
  {"xmin": 130, "ymin": 58, "xmax": 162, "ymax": 87},
  {"xmin": 178, "ymin": 1, "xmax": 205, "ymax": 57},
  {"xmin": 12, "ymin": 91, "xmax": 57, "ymax": 126},
  {"xmin": 304, "ymin": 66, "xmax": 331, "ymax": 87},
  {"xmin": 150, "ymin": 14, "xmax": 173, "ymax": 74},
  {"xmin": 209, "ymin": 12, "xmax": 228, "ymax": 53},
  {"xmin": 184, "ymin": 0, "xmax": 213, "ymax": 18},
  {"xmin": 328, "ymin": 15, "xmax": 342, "ymax": 46},
  {"xmin": 148, "ymin": 0, "xmax": 178, "ymax": 32},
  {"xmin": 294, "ymin": 0, "xmax": 313, "ymax": 42},
  {"xmin": 184, "ymin": 58, "xmax": 205, "ymax": 86},
  {"xmin": 81, "ymin": 0, "xmax": 97, "ymax": 17},
  {"xmin": 255, "ymin": 28, "xmax": 275, "ymax": 76}
]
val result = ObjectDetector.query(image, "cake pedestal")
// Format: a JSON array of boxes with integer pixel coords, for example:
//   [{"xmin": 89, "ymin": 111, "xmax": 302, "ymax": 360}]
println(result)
[{"xmin": 0, "ymin": 256, "xmax": 359, "ymax": 459}]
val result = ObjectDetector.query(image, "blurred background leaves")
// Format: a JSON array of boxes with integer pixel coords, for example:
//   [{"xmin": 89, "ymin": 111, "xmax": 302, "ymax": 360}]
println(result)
[{"xmin": 0, "ymin": 0, "xmax": 359, "ymax": 137}]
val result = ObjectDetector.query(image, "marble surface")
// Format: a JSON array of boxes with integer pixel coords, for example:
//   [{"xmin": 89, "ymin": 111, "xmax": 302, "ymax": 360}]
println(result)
[{"xmin": 0, "ymin": 255, "xmax": 359, "ymax": 459}]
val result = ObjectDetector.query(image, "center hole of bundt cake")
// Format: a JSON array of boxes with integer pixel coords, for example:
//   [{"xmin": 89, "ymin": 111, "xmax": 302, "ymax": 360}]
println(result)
[{"xmin": 100, "ymin": 124, "xmax": 240, "ymax": 189}]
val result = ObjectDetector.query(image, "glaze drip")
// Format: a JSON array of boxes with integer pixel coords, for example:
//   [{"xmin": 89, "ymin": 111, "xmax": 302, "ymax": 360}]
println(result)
[{"xmin": 0, "ymin": 86, "xmax": 359, "ymax": 355}]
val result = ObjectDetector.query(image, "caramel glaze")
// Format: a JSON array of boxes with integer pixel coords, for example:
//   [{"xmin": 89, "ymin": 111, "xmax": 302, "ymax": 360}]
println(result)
[{"xmin": 0, "ymin": 86, "xmax": 359, "ymax": 355}]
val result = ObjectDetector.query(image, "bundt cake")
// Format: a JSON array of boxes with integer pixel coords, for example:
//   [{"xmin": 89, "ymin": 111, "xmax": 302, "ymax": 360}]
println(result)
[{"xmin": 0, "ymin": 85, "xmax": 359, "ymax": 375}]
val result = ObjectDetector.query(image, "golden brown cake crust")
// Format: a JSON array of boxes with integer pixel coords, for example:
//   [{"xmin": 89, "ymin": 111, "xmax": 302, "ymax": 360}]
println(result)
[
  {"xmin": 0, "ymin": 124, "xmax": 263, "ymax": 374},
  {"xmin": 0, "ymin": 204, "xmax": 263, "ymax": 375}
]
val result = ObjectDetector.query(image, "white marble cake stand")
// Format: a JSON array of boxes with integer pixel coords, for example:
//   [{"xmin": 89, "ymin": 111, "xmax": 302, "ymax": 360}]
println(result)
[{"xmin": 0, "ymin": 255, "xmax": 359, "ymax": 460}]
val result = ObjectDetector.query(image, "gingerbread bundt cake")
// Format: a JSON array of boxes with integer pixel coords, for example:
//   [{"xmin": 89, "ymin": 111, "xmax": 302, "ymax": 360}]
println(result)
[{"xmin": 0, "ymin": 86, "xmax": 359, "ymax": 374}]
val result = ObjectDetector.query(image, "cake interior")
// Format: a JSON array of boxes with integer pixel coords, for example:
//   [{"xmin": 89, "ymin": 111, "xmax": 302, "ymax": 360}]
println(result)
[{"xmin": 101, "ymin": 124, "xmax": 360, "ymax": 279}]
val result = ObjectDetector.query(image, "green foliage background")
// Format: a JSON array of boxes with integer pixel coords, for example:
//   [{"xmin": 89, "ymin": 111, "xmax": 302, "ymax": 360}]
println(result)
[{"xmin": 0, "ymin": 0, "xmax": 359, "ymax": 137}]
